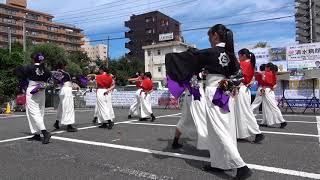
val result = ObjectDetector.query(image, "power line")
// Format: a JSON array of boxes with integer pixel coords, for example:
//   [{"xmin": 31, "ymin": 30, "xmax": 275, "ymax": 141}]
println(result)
[
  {"xmin": 60, "ymin": 0, "xmax": 193, "ymax": 24},
  {"xmin": 55, "ymin": 0, "xmax": 156, "ymax": 20},
  {"xmin": 54, "ymin": 0, "xmax": 138, "ymax": 16},
  {"xmin": 182, "ymin": 4, "xmax": 294, "ymax": 24},
  {"xmin": 85, "ymin": 15, "xmax": 294, "ymax": 42},
  {"xmin": 83, "ymin": 4, "xmax": 293, "ymax": 37}
]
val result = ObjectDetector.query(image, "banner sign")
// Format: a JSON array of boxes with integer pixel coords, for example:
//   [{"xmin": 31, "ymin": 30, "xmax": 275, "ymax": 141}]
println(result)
[
  {"xmin": 269, "ymin": 47, "xmax": 288, "ymax": 72},
  {"xmin": 286, "ymin": 42, "xmax": 320, "ymax": 69},
  {"xmin": 250, "ymin": 48, "xmax": 269, "ymax": 70},
  {"xmin": 84, "ymin": 90, "xmax": 179, "ymax": 108},
  {"xmin": 159, "ymin": 33, "xmax": 174, "ymax": 41}
]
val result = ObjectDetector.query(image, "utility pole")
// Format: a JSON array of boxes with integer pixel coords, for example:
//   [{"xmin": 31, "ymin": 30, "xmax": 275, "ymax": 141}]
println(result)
[
  {"xmin": 107, "ymin": 36, "xmax": 110, "ymax": 60},
  {"xmin": 310, "ymin": 0, "xmax": 313, "ymax": 43},
  {"xmin": 8, "ymin": 27, "xmax": 11, "ymax": 53},
  {"xmin": 23, "ymin": 13, "xmax": 27, "ymax": 52}
]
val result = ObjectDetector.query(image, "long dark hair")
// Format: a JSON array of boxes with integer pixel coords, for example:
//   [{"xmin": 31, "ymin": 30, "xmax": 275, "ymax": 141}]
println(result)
[
  {"xmin": 238, "ymin": 48, "xmax": 256, "ymax": 68},
  {"xmin": 259, "ymin": 64, "xmax": 266, "ymax": 71},
  {"xmin": 208, "ymin": 24, "xmax": 236, "ymax": 60},
  {"xmin": 99, "ymin": 65, "xmax": 109, "ymax": 73},
  {"xmin": 208, "ymin": 24, "xmax": 238, "ymax": 77},
  {"xmin": 145, "ymin": 72, "xmax": 152, "ymax": 79}
]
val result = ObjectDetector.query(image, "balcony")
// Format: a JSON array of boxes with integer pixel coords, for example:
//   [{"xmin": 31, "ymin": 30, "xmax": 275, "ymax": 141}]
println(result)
[
  {"xmin": 125, "ymin": 31, "xmax": 133, "ymax": 38},
  {"xmin": 124, "ymin": 20, "xmax": 131, "ymax": 28},
  {"xmin": 125, "ymin": 41, "xmax": 133, "ymax": 49}
]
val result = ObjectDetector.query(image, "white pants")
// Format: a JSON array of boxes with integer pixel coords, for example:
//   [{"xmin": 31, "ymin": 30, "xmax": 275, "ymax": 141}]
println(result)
[
  {"xmin": 235, "ymin": 85, "xmax": 261, "ymax": 139},
  {"xmin": 140, "ymin": 91, "xmax": 153, "ymax": 118},
  {"xmin": 176, "ymin": 94, "xmax": 197, "ymax": 139},
  {"xmin": 96, "ymin": 89, "xmax": 115, "ymax": 123},
  {"xmin": 26, "ymin": 82, "xmax": 46, "ymax": 134},
  {"xmin": 205, "ymin": 74, "xmax": 246, "ymax": 169},
  {"xmin": 57, "ymin": 83, "xmax": 75, "ymax": 125},
  {"xmin": 189, "ymin": 86, "xmax": 208, "ymax": 150},
  {"xmin": 261, "ymin": 88, "xmax": 286, "ymax": 126},
  {"xmin": 251, "ymin": 87, "xmax": 263, "ymax": 113},
  {"xmin": 94, "ymin": 103, "xmax": 98, "ymax": 117},
  {"xmin": 129, "ymin": 89, "xmax": 142, "ymax": 117}
]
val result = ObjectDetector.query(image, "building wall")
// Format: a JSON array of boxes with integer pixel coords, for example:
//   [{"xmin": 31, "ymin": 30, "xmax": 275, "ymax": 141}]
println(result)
[
  {"xmin": 0, "ymin": 2, "xmax": 84, "ymax": 51},
  {"xmin": 82, "ymin": 40, "xmax": 107, "ymax": 61},
  {"xmin": 144, "ymin": 42, "xmax": 190, "ymax": 82},
  {"xmin": 125, "ymin": 11, "xmax": 181, "ymax": 61}
]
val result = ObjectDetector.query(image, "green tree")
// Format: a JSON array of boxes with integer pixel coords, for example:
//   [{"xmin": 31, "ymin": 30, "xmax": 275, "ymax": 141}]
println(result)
[
  {"xmin": 30, "ymin": 43, "xmax": 67, "ymax": 70},
  {"xmin": 254, "ymin": 42, "xmax": 268, "ymax": 48},
  {"xmin": 68, "ymin": 51, "xmax": 90, "ymax": 75},
  {"xmin": 0, "ymin": 49, "xmax": 24, "ymax": 104},
  {"xmin": 67, "ymin": 61, "xmax": 83, "ymax": 77},
  {"xmin": 108, "ymin": 56, "xmax": 144, "ymax": 86}
]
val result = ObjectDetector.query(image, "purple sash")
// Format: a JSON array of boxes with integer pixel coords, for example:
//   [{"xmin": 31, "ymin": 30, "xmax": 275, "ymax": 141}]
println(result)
[
  {"xmin": 166, "ymin": 75, "xmax": 201, "ymax": 100},
  {"xmin": 212, "ymin": 88, "xmax": 230, "ymax": 112},
  {"xmin": 30, "ymin": 83, "xmax": 45, "ymax": 94}
]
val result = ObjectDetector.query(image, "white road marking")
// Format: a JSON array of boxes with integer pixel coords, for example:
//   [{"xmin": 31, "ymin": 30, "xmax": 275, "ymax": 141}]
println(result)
[
  {"xmin": 120, "ymin": 122, "xmax": 320, "ymax": 138},
  {"xmin": 0, "ymin": 113, "xmax": 57, "ymax": 119},
  {"xmin": 255, "ymin": 113, "xmax": 318, "ymax": 118},
  {"xmin": 260, "ymin": 131, "xmax": 319, "ymax": 138},
  {"xmin": 256, "ymin": 119, "xmax": 316, "ymax": 124},
  {"xmin": 316, "ymin": 116, "xmax": 320, "ymax": 145},
  {"xmin": 52, "ymin": 136, "xmax": 320, "ymax": 179},
  {"xmin": 0, "ymin": 113, "xmax": 181, "ymax": 144},
  {"xmin": 0, "ymin": 136, "xmax": 33, "ymax": 143}
]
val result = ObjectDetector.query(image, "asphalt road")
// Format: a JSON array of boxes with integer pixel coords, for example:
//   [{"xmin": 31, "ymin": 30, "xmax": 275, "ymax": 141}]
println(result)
[{"xmin": 0, "ymin": 108, "xmax": 319, "ymax": 180}]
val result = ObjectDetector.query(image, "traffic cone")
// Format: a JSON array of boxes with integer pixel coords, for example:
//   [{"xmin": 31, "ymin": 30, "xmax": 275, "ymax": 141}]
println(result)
[{"xmin": 5, "ymin": 103, "xmax": 11, "ymax": 114}]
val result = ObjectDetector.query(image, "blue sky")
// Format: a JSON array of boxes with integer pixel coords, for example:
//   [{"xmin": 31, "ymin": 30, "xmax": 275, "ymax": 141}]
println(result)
[{"xmin": 1, "ymin": 0, "xmax": 296, "ymax": 58}]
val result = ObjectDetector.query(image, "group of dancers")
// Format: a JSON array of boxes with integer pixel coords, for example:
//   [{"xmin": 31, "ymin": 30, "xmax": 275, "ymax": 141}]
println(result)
[
  {"xmin": 13, "ymin": 23, "xmax": 289, "ymax": 179},
  {"xmin": 165, "ymin": 24, "xmax": 287, "ymax": 180},
  {"xmin": 14, "ymin": 53, "xmax": 157, "ymax": 145}
]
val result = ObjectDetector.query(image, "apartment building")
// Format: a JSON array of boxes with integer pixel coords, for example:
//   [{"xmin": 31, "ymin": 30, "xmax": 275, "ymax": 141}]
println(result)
[
  {"xmin": 0, "ymin": 0, "xmax": 84, "ymax": 51},
  {"xmin": 125, "ymin": 11, "xmax": 181, "ymax": 61}
]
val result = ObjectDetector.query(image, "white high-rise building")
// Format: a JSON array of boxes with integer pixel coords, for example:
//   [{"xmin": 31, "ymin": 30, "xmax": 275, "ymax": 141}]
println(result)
[
  {"xmin": 143, "ymin": 41, "xmax": 195, "ymax": 83},
  {"xmin": 82, "ymin": 38, "xmax": 108, "ymax": 61}
]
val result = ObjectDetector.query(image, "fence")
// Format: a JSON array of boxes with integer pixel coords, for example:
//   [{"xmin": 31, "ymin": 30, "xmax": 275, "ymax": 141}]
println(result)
[{"xmin": 44, "ymin": 89, "xmax": 182, "ymax": 109}]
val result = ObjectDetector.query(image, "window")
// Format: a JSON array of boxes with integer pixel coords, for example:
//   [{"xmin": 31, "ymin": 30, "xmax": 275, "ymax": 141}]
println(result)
[
  {"xmin": 27, "ymin": 31, "xmax": 38, "ymax": 36},
  {"xmin": 145, "ymin": 17, "xmax": 153, "ymax": 23},
  {"xmin": 157, "ymin": 49, "xmax": 161, "ymax": 55},
  {"xmin": 48, "ymin": 34, "xmax": 58, "ymax": 40},
  {"xmin": 161, "ymin": 19, "xmax": 169, "ymax": 26},
  {"xmin": 147, "ymin": 50, "xmax": 152, "ymax": 56},
  {"xmin": 145, "ymin": 28, "xmax": 153, "ymax": 34},
  {"xmin": 48, "ymin": 27, "xmax": 58, "ymax": 32},
  {"xmin": 5, "ymin": 9, "xmax": 17, "ymax": 15},
  {"xmin": 26, "ymin": 14, "xmax": 39, "ymax": 20},
  {"xmin": 158, "ymin": 66, "xmax": 161, "ymax": 72},
  {"xmin": 4, "ymin": 18, "xmax": 16, "ymax": 24}
]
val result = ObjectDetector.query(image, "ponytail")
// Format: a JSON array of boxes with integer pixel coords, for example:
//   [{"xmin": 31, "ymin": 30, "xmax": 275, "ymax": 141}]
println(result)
[
  {"xmin": 238, "ymin": 48, "xmax": 255, "ymax": 69},
  {"xmin": 208, "ymin": 24, "xmax": 239, "ymax": 77},
  {"xmin": 249, "ymin": 52, "xmax": 256, "ymax": 69},
  {"xmin": 225, "ymin": 29, "xmax": 237, "ymax": 61}
]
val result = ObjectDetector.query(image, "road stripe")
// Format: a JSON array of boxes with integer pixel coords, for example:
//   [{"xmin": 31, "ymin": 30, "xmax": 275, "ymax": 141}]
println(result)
[
  {"xmin": 121, "ymin": 122, "xmax": 320, "ymax": 138},
  {"xmin": 255, "ymin": 114, "xmax": 318, "ymax": 118},
  {"xmin": 144, "ymin": 116, "xmax": 316, "ymax": 124},
  {"xmin": 256, "ymin": 119, "xmax": 316, "ymax": 124},
  {"xmin": 0, "ymin": 136, "xmax": 33, "ymax": 143},
  {"xmin": 0, "ymin": 113, "xmax": 181, "ymax": 144},
  {"xmin": 317, "ymin": 116, "xmax": 320, "ymax": 145},
  {"xmin": 0, "ymin": 113, "xmax": 57, "ymax": 119},
  {"xmin": 51, "ymin": 136, "xmax": 320, "ymax": 179}
]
